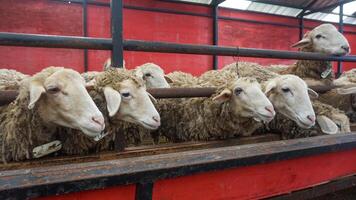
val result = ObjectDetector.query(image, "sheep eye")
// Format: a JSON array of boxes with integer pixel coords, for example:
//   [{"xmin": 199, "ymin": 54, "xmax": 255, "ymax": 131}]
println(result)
[
  {"xmin": 234, "ymin": 88, "xmax": 243, "ymax": 95},
  {"xmin": 47, "ymin": 87, "xmax": 60, "ymax": 94},
  {"xmin": 121, "ymin": 92, "xmax": 131, "ymax": 98},
  {"xmin": 145, "ymin": 73, "xmax": 151, "ymax": 77},
  {"xmin": 315, "ymin": 34, "xmax": 323, "ymax": 39},
  {"xmin": 282, "ymin": 88, "xmax": 290, "ymax": 93}
]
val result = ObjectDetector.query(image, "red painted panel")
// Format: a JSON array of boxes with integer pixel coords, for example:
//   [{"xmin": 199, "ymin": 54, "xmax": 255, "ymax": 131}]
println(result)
[
  {"xmin": 0, "ymin": 0, "xmax": 84, "ymax": 74},
  {"xmin": 34, "ymin": 184, "xmax": 135, "ymax": 200},
  {"xmin": 153, "ymin": 149, "xmax": 356, "ymax": 200},
  {"xmin": 0, "ymin": 0, "xmax": 355, "ymax": 75}
]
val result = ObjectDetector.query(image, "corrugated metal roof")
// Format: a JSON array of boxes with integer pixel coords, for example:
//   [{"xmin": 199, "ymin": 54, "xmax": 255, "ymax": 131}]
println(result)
[
  {"xmin": 219, "ymin": 0, "xmax": 356, "ymax": 25},
  {"xmin": 172, "ymin": 0, "xmax": 356, "ymax": 25}
]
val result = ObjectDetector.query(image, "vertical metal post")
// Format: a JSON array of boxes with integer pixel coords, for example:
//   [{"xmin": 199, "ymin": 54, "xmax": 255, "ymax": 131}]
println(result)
[
  {"xmin": 299, "ymin": 16, "xmax": 304, "ymax": 40},
  {"xmin": 135, "ymin": 182, "xmax": 153, "ymax": 200},
  {"xmin": 83, "ymin": 0, "xmax": 88, "ymax": 72},
  {"xmin": 212, "ymin": 4, "xmax": 218, "ymax": 70},
  {"xmin": 337, "ymin": 2, "xmax": 344, "ymax": 77},
  {"xmin": 111, "ymin": 0, "xmax": 124, "ymax": 68},
  {"xmin": 110, "ymin": 0, "xmax": 125, "ymax": 151}
]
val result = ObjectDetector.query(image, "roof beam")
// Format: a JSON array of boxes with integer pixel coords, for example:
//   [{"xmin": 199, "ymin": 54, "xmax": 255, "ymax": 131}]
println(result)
[
  {"xmin": 296, "ymin": 0, "xmax": 318, "ymax": 18},
  {"xmin": 211, "ymin": 0, "xmax": 225, "ymax": 6},
  {"xmin": 302, "ymin": 0, "xmax": 354, "ymax": 16}
]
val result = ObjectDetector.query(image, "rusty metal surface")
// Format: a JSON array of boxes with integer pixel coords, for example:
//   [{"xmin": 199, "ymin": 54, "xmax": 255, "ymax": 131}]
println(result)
[
  {"xmin": 0, "ymin": 85, "xmax": 342, "ymax": 106},
  {"xmin": 1, "ymin": 133, "xmax": 356, "ymax": 199}
]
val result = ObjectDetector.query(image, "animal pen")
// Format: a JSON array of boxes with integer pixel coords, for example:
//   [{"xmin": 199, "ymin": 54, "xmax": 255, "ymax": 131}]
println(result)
[{"xmin": 0, "ymin": 0, "xmax": 356, "ymax": 199}]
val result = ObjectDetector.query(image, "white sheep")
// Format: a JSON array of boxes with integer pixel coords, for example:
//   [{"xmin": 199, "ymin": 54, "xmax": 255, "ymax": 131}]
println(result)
[
  {"xmin": 268, "ymin": 23, "xmax": 350, "ymax": 87},
  {"xmin": 204, "ymin": 62, "xmax": 350, "ymax": 136},
  {"xmin": 57, "ymin": 69, "xmax": 161, "ymax": 155},
  {"xmin": 153, "ymin": 77, "xmax": 275, "ymax": 142},
  {"xmin": 0, "ymin": 67, "xmax": 105, "ymax": 162}
]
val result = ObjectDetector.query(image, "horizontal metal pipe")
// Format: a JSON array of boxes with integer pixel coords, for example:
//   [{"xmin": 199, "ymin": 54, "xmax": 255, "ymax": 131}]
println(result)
[
  {"xmin": 124, "ymin": 40, "xmax": 356, "ymax": 62},
  {"xmin": 0, "ymin": 32, "xmax": 112, "ymax": 50},
  {"xmin": 1, "ymin": 32, "xmax": 356, "ymax": 62},
  {"xmin": 0, "ymin": 85, "xmax": 341, "ymax": 106}
]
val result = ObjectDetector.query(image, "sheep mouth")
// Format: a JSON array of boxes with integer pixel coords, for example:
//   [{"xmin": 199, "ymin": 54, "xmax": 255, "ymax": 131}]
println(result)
[
  {"xmin": 255, "ymin": 113, "xmax": 274, "ymax": 123},
  {"xmin": 139, "ymin": 121, "xmax": 160, "ymax": 130},
  {"xmin": 296, "ymin": 118, "xmax": 314, "ymax": 129}
]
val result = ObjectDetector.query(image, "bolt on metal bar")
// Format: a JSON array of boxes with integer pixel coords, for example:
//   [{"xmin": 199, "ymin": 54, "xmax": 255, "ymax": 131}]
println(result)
[
  {"xmin": 0, "ymin": 32, "xmax": 356, "ymax": 62},
  {"xmin": 111, "ymin": 0, "xmax": 124, "ymax": 68}
]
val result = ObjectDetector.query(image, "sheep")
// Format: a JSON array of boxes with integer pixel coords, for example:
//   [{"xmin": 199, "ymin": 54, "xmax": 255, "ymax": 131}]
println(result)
[
  {"xmin": 153, "ymin": 77, "xmax": 275, "ymax": 142},
  {"xmin": 205, "ymin": 62, "xmax": 350, "ymax": 137},
  {"xmin": 0, "ymin": 67, "xmax": 105, "ymax": 163},
  {"xmin": 0, "ymin": 69, "xmax": 29, "ymax": 90},
  {"xmin": 268, "ymin": 23, "xmax": 350, "ymax": 86},
  {"xmin": 260, "ymin": 100, "xmax": 350, "ymax": 139},
  {"xmin": 57, "ymin": 69, "xmax": 161, "ymax": 155},
  {"xmin": 201, "ymin": 62, "xmax": 317, "ymax": 128},
  {"xmin": 82, "ymin": 62, "xmax": 171, "ymax": 89}
]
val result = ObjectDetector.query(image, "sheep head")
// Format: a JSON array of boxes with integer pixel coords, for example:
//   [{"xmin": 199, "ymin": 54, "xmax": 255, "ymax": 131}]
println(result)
[
  {"xmin": 213, "ymin": 77, "xmax": 275, "ymax": 123},
  {"xmin": 134, "ymin": 63, "xmax": 171, "ymax": 88},
  {"xmin": 292, "ymin": 23, "xmax": 350, "ymax": 56},
  {"xmin": 26, "ymin": 67, "xmax": 105, "ymax": 137},
  {"xmin": 264, "ymin": 75, "xmax": 316, "ymax": 129},
  {"xmin": 96, "ymin": 69, "xmax": 161, "ymax": 130}
]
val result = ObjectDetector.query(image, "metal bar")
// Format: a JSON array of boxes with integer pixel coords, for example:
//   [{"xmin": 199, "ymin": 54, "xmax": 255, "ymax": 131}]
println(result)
[
  {"xmin": 110, "ymin": 0, "xmax": 123, "ymax": 68},
  {"xmin": 135, "ymin": 182, "xmax": 153, "ymax": 200},
  {"xmin": 83, "ymin": 0, "xmax": 88, "ymax": 72},
  {"xmin": 296, "ymin": 0, "xmax": 318, "ymax": 18},
  {"xmin": 0, "ymin": 85, "xmax": 343, "ymax": 106},
  {"xmin": 212, "ymin": 4, "xmax": 218, "ymax": 70},
  {"xmin": 299, "ymin": 17, "xmax": 304, "ymax": 40},
  {"xmin": 123, "ymin": 40, "xmax": 356, "ymax": 62},
  {"xmin": 0, "ymin": 32, "xmax": 112, "ymax": 49},
  {"xmin": 110, "ymin": 0, "xmax": 125, "ymax": 151},
  {"xmin": 1, "ymin": 134, "xmax": 356, "ymax": 199},
  {"xmin": 302, "ymin": 0, "xmax": 353, "ymax": 16},
  {"xmin": 337, "ymin": 2, "xmax": 344, "ymax": 78},
  {"xmin": 1, "ymin": 33, "xmax": 356, "ymax": 62}
]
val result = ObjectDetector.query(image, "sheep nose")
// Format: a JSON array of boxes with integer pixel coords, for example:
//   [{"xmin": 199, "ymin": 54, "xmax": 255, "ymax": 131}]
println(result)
[
  {"xmin": 92, "ymin": 116, "xmax": 105, "ymax": 128},
  {"xmin": 152, "ymin": 115, "xmax": 160, "ymax": 123},
  {"xmin": 265, "ymin": 106, "xmax": 275, "ymax": 115},
  {"xmin": 307, "ymin": 115, "xmax": 316, "ymax": 123},
  {"xmin": 341, "ymin": 45, "xmax": 350, "ymax": 52}
]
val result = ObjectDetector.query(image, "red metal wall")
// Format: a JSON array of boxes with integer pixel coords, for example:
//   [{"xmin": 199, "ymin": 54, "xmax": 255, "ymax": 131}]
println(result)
[{"xmin": 0, "ymin": 0, "xmax": 355, "ymax": 76}]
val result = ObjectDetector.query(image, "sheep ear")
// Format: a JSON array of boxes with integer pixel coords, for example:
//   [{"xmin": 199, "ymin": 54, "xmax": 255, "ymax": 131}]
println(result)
[
  {"xmin": 291, "ymin": 37, "xmax": 311, "ymax": 48},
  {"xmin": 264, "ymin": 81, "xmax": 276, "ymax": 96},
  {"xmin": 213, "ymin": 89, "xmax": 232, "ymax": 102},
  {"xmin": 103, "ymin": 87, "xmax": 121, "ymax": 117},
  {"xmin": 164, "ymin": 75, "xmax": 173, "ymax": 83},
  {"xmin": 85, "ymin": 79, "xmax": 96, "ymax": 91},
  {"xmin": 147, "ymin": 92, "xmax": 157, "ymax": 103},
  {"xmin": 103, "ymin": 58, "xmax": 112, "ymax": 71},
  {"xmin": 28, "ymin": 82, "xmax": 46, "ymax": 109},
  {"xmin": 316, "ymin": 115, "xmax": 339, "ymax": 135},
  {"xmin": 308, "ymin": 88, "xmax": 319, "ymax": 99}
]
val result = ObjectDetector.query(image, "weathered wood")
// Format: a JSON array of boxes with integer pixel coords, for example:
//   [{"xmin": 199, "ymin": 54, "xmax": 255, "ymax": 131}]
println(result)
[
  {"xmin": 0, "ymin": 133, "xmax": 356, "ymax": 199},
  {"xmin": 0, "ymin": 134, "xmax": 280, "ymax": 171}
]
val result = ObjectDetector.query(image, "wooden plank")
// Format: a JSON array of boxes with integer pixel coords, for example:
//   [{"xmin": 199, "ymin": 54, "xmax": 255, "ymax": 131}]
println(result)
[
  {"xmin": 0, "ymin": 134, "xmax": 280, "ymax": 171},
  {"xmin": 0, "ymin": 133, "xmax": 356, "ymax": 199}
]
